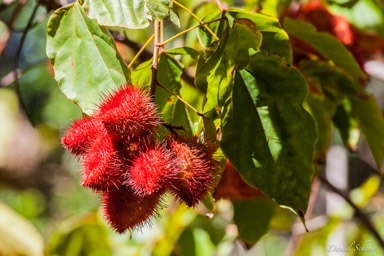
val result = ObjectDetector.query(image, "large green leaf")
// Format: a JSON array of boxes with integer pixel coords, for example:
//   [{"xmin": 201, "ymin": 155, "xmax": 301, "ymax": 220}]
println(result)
[
  {"xmin": 221, "ymin": 51, "xmax": 316, "ymax": 213},
  {"xmin": 197, "ymin": 9, "xmax": 292, "ymax": 65},
  {"xmin": 306, "ymin": 94, "xmax": 335, "ymax": 165},
  {"xmin": 195, "ymin": 19, "xmax": 262, "ymax": 113},
  {"xmin": 227, "ymin": 9, "xmax": 292, "ymax": 65},
  {"xmin": 46, "ymin": 2, "xmax": 130, "ymax": 115},
  {"xmin": 82, "ymin": 0, "xmax": 171, "ymax": 28},
  {"xmin": 233, "ymin": 198, "xmax": 276, "ymax": 245},
  {"xmin": 300, "ymin": 60, "xmax": 366, "ymax": 104},
  {"xmin": 283, "ymin": 17, "xmax": 366, "ymax": 80},
  {"xmin": 352, "ymin": 97, "xmax": 384, "ymax": 170}
]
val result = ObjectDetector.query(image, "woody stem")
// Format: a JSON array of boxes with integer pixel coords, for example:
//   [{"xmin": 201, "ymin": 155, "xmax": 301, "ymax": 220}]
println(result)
[{"xmin": 151, "ymin": 21, "xmax": 161, "ymax": 98}]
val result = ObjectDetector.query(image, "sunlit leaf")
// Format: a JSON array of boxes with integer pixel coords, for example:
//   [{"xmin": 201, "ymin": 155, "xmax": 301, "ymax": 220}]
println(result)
[
  {"xmin": 198, "ymin": 9, "xmax": 292, "ymax": 65},
  {"xmin": 46, "ymin": 3, "xmax": 130, "ymax": 115},
  {"xmin": 227, "ymin": 9, "xmax": 293, "ymax": 65},
  {"xmin": 82, "ymin": 0, "xmax": 172, "ymax": 28},
  {"xmin": 196, "ymin": 19, "xmax": 262, "ymax": 113}
]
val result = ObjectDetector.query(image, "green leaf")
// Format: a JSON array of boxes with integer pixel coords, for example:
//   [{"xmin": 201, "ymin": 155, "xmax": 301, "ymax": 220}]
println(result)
[
  {"xmin": 82, "ymin": 0, "xmax": 172, "ymax": 28},
  {"xmin": 197, "ymin": 10, "xmax": 223, "ymax": 48},
  {"xmin": 198, "ymin": 9, "xmax": 292, "ymax": 65},
  {"xmin": 152, "ymin": 205, "xmax": 196, "ymax": 256},
  {"xmin": 196, "ymin": 19, "xmax": 262, "ymax": 113},
  {"xmin": 283, "ymin": 17, "xmax": 366, "ymax": 80},
  {"xmin": 169, "ymin": 7, "xmax": 180, "ymax": 27},
  {"xmin": 332, "ymin": 100, "xmax": 360, "ymax": 152},
  {"xmin": 221, "ymin": 51, "xmax": 317, "ymax": 213},
  {"xmin": 227, "ymin": 8, "xmax": 293, "ymax": 65},
  {"xmin": 306, "ymin": 94, "xmax": 335, "ymax": 165},
  {"xmin": 350, "ymin": 175, "xmax": 381, "ymax": 207},
  {"xmin": 131, "ymin": 59, "xmax": 152, "ymax": 87},
  {"xmin": 233, "ymin": 198, "xmax": 276, "ymax": 245},
  {"xmin": 202, "ymin": 192, "xmax": 216, "ymax": 213},
  {"xmin": 156, "ymin": 53, "xmax": 190, "ymax": 130},
  {"xmin": 352, "ymin": 97, "xmax": 384, "ymax": 170},
  {"xmin": 300, "ymin": 60, "xmax": 366, "ymax": 104},
  {"xmin": 0, "ymin": 203, "xmax": 44, "ymax": 256},
  {"xmin": 295, "ymin": 218, "xmax": 340, "ymax": 256},
  {"xmin": 164, "ymin": 47, "xmax": 200, "ymax": 59},
  {"xmin": 46, "ymin": 3, "xmax": 130, "ymax": 115}
]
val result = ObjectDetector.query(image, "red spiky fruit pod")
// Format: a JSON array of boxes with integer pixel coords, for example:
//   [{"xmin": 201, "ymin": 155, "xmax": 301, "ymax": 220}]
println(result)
[
  {"xmin": 95, "ymin": 84, "xmax": 161, "ymax": 141},
  {"xmin": 168, "ymin": 137, "xmax": 218, "ymax": 207},
  {"xmin": 125, "ymin": 145, "xmax": 176, "ymax": 197},
  {"xmin": 81, "ymin": 132, "xmax": 126, "ymax": 191},
  {"xmin": 215, "ymin": 160, "xmax": 262, "ymax": 200},
  {"xmin": 61, "ymin": 117, "xmax": 102, "ymax": 156},
  {"xmin": 102, "ymin": 188, "xmax": 162, "ymax": 233}
]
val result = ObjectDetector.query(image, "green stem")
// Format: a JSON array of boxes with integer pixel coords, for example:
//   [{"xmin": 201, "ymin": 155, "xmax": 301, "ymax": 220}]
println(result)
[
  {"xmin": 173, "ymin": 0, "xmax": 219, "ymax": 41},
  {"xmin": 128, "ymin": 33, "xmax": 154, "ymax": 69},
  {"xmin": 160, "ymin": 18, "xmax": 225, "ymax": 46},
  {"xmin": 157, "ymin": 82, "xmax": 204, "ymax": 117}
]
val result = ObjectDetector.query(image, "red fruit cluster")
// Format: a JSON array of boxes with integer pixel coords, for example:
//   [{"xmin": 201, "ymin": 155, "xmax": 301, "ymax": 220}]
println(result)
[{"xmin": 61, "ymin": 84, "xmax": 217, "ymax": 233}]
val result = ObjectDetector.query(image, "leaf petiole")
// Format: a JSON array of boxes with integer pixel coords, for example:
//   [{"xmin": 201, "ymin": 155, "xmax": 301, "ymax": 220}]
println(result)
[
  {"xmin": 160, "ymin": 18, "xmax": 225, "ymax": 46},
  {"xmin": 128, "ymin": 33, "xmax": 155, "ymax": 69},
  {"xmin": 173, "ymin": 0, "xmax": 219, "ymax": 41},
  {"xmin": 156, "ymin": 82, "xmax": 204, "ymax": 117}
]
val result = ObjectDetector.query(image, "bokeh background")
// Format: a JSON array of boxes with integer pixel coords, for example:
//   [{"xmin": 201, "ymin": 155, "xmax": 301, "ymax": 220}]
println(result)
[{"xmin": 1, "ymin": 0, "xmax": 384, "ymax": 255}]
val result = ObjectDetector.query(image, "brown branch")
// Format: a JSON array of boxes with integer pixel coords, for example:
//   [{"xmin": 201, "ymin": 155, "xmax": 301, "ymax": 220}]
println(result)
[
  {"xmin": 318, "ymin": 174, "xmax": 384, "ymax": 250},
  {"xmin": 38, "ymin": 0, "xmax": 61, "ymax": 11},
  {"xmin": 13, "ymin": 2, "xmax": 40, "ymax": 125},
  {"xmin": 9, "ymin": 0, "xmax": 27, "ymax": 30},
  {"xmin": 151, "ymin": 21, "xmax": 161, "ymax": 98}
]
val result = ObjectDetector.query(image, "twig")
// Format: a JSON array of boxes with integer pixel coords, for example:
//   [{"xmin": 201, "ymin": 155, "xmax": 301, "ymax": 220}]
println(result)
[
  {"xmin": 128, "ymin": 33, "xmax": 154, "ymax": 69},
  {"xmin": 113, "ymin": 32, "xmax": 153, "ymax": 60},
  {"xmin": 318, "ymin": 174, "xmax": 384, "ymax": 250},
  {"xmin": 157, "ymin": 82, "xmax": 204, "ymax": 117},
  {"xmin": 13, "ymin": 2, "xmax": 40, "ymax": 125},
  {"xmin": 1, "ymin": 59, "xmax": 46, "ymax": 87},
  {"xmin": 173, "ymin": 0, "xmax": 219, "ymax": 41},
  {"xmin": 9, "ymin": 0, "xmax": 27, "ymax": 30},
  {"xmin": 151, "ymin": 21, "xmax": 161, "ymax": 98},
  {"xmin": 160, "ymin": 20, "xmax": 164, "ymax": 53},
  {"xmin": 161, "ymin": 122, "xmax": 186, "ymax": 136},
  {"xmin": 160, "ymin": 18, "xmax": 225, "ymax": 46},
  {"xmin": 38, "ymin": 0, "xmax": 61, "ymax": 11}
]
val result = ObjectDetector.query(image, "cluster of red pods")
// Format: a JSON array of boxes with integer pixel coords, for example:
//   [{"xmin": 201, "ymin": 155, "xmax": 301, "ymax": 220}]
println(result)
[{"xmin": 62, "ymin": 84, "xmax": 217, "ymax": 233}]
